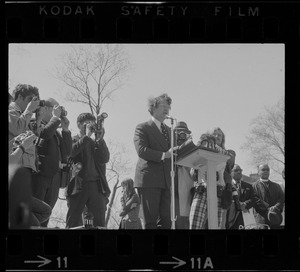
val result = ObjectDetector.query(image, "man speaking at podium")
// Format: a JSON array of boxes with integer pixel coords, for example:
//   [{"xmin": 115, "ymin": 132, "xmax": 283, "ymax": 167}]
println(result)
[{"xmin": 133, "ymin": 93, "xmax": 176, "ymax": 229}]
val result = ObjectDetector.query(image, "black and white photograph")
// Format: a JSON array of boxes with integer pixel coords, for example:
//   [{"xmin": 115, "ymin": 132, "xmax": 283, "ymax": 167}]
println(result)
[{"xmin": 8, "ymin": 43, "xmax": 285, "ymax": 230}]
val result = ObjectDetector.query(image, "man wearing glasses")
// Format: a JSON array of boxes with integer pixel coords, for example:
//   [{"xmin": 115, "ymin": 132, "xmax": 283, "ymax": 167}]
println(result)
[{"xmin": 226, "ymin": 164, "xmax": 255, "ymax": 229}]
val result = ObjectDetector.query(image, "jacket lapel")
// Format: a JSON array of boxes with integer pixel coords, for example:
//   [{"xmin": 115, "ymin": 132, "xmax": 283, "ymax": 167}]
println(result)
[{"xmin": 148, "ymin": 120, "xmax": 169, "ymax": 150}]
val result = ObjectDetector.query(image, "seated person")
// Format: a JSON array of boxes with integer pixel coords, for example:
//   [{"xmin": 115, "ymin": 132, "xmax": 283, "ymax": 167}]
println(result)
[{"xmin": 9, "ymin": 164, "xmax": 51, "ymax": 229}]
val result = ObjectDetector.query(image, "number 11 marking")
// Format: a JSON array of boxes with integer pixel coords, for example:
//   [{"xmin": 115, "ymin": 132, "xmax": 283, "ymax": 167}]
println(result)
[{"xmin": 57, "ymin": 257, "xmax": 67, "ymax": 268}]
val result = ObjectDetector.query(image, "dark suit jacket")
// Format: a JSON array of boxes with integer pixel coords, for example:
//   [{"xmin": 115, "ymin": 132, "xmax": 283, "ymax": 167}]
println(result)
[
  {"xmin": 134, "ymin": 119, "xmax": 172, "ymax": 189},
  {"xmin": 66, "ymin": 136, "xmax": 110, "ymax": 197},
  {"xmin": 36, "ymin": 117, "xmax": 72, "ymax": 178},
  {"xmin": 226, "ymin": 180, "xmax": 255, "ymax": 228},
  {"xmin": 252, "ymin": 180, "xmax": 284, "ymax": 217}
]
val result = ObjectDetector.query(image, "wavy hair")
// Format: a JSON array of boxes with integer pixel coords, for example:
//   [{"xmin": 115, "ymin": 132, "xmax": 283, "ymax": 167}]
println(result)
[
  {"xmin": 76, "ymin": 112, "xmax": 96, "ymax": 124},
  {"xmin": 211, "ymin": 127, "xmax": 225, "ymax": 149},
  {"xmin": 147, "ymin": 93, "xmax": 172, "ymax": 115},
  {"xmin": 12, "ymin": 84, "xmax": 39, "ymax": 101}
]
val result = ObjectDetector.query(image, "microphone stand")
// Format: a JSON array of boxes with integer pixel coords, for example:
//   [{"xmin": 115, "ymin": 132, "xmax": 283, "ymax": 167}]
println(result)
[{"xmin": 170, "ymin": 117, "xmax": 177, "ymax": 230}]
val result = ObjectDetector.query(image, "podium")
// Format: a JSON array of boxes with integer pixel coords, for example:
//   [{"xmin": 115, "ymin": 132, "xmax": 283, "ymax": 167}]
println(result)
[{"xmin": 176, "ymin": 148, "xmax": 230, "ymax": 229}]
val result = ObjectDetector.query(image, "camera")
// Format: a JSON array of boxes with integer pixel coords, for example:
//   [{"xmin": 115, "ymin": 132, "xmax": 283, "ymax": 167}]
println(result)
[
  {"xmin": 60, "ymin": 106, "xmax": 67, "ymax": 117},
  {"xmin": 90, "ymin": 124, "xmax": 97, "ymax": 133},
  {"xmin": 32, "ymin": 96, "xmax": 45, "ymax": 106},
  {"xmin": 32, "ymin": 97, "xmax": 46, "ymax": 113},
  {"xmin": 83, "ymin": 121, "xmax": 95, "ymax": 134},
  {"xmin": 13, "ymin": 131, "xmax": 32, "ymax": 150},
  {"xmin": 96, "ymin": 112, "xmax": 108, "ymax": 131}
]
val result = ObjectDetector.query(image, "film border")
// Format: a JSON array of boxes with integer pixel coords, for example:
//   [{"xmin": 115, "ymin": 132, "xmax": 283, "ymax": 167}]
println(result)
[{"xmin": 5, "ymin": 1, "xmax": 300, "ymax": 271}]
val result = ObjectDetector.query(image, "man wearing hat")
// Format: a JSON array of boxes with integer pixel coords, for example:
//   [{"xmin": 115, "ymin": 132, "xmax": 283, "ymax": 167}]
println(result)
[
  {"xmin": 252, "ymin": 164, "xmax": 284, "ymax": 229},
  {"xmin": 226, "ymin": 164, "xmax": 255, "ymax": 229},
  {"xmin": 174, "ymin": 121, "xmax": 195, "ymax": 229}
]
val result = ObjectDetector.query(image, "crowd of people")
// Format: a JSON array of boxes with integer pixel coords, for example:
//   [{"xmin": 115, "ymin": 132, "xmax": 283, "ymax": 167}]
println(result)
[
  {"xmin": 132, "ymin": 93, "xmax": 285, "ymax": 230},
  {"xmin": 8, "ymin": 84, "xmax": 110, "ymax": 229},
  {"xmin": 8, "ymin": 87, "xmax": 285, "ymax": 230}
]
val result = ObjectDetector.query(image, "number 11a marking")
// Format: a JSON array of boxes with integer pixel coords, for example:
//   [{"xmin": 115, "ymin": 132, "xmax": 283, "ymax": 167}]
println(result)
[{"xmin": 57, "ymin": 257, "xmax": 67, "ymax": 268}]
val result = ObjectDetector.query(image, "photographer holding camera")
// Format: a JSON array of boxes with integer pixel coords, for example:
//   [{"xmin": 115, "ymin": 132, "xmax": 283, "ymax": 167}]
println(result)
[
  {"xmin": 8, "ymin": 85, "xmax": 54, "ymax": 228},
  {"xmin": 31, "ymin": 97, "xmax": 72, "ymax": 227},
  {"xmin": 9, "ymin": 84, "xmax": 41, "ymax": 173},
  {"xmin": 65, "ymin": 112, "xmax": 110, "ymax": 229}
]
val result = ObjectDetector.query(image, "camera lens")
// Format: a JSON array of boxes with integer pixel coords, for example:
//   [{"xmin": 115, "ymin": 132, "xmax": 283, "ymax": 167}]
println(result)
[{"xmin": 39, "ymin": 100, "xmax": 46, "ymax": 107}]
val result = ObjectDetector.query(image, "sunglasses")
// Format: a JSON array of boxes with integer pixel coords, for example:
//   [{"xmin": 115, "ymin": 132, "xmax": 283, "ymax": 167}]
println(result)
[{"xmin": 177, "ymin": 131, "xmax": 190, "ymax": 140}]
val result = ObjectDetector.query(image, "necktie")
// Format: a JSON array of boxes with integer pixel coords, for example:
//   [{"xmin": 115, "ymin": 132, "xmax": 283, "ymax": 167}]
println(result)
[
  {"xmin": 237, "ymin": 182, "xmax": 241, "ymax": 196},
  {"xmin": 261, "ymin": 180, "xmax": 271, "ymax": 202},
  {"xmin": 160, "ymin": 123, "xmax": 169, "ymax": 145}
]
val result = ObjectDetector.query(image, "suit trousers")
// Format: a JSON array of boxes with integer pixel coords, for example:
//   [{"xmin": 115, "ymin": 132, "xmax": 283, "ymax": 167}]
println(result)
[
  {"xmin": 66, "ymin": 181, "xmax": 107, "ymax": 228},
  {"xmin": 137, "ymin": 187, "xmax": 171, "ymax": 229},
  {"xmin": 31, "ymin": 171, "xmax": 60, "ymax": 227}
]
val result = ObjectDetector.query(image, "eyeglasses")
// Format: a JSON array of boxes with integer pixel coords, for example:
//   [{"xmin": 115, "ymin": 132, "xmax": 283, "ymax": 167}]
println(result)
[{"xmin": 177, "ymin": 131, "xmax": 190, "ymax": 140}]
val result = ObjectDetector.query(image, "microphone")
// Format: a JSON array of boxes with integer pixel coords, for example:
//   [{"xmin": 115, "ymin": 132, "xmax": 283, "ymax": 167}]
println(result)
[{"xmin": 166, "ymin": 115, "xmax": 176, "ymax": 120}]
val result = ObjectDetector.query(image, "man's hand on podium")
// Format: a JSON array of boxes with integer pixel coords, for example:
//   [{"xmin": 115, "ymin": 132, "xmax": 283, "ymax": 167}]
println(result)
[{"xmin": 165, "ymin": 146, "xmax": 179, "ymax": 159}]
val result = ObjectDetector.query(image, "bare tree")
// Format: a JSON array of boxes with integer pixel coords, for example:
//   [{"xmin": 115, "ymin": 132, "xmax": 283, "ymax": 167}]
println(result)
[
  {"xmin": 242, "ymin": 97, "xmax": 284, "ymax": 181},
  {"xmin": 52, "ymin": 44, "xmax": 131, "ymax": 228},
  {"xmin": 55, "ymin": 44, "xmax": 129, "ymax": 115},
  {"xmin": 105, "ymin": 140, "xmax": 134, "ymax": 228}
]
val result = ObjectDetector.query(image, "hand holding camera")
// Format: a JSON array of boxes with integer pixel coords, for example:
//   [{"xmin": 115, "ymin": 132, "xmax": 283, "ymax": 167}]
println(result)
[
  {"xmin": 95, "ymin": 128, "xmax": 105, "ymax": 142},
  {"xmin": 26, "ymin": 96, "xmax": 41, "ymax": 113},
  {"xmin": 52, "ymin": 104, "xmax": 68, "ymax": 119},
  {"xmin": 60, "ymin": 116, "xmax": 70, "ymax": 131},
  {"xmin": 52, "ymin": 105, "xmax": 62, "ymax": 118}
]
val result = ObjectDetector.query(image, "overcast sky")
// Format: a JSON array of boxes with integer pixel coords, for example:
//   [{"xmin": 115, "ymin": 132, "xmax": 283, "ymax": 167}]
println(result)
[{"xmin": 9, "ymin": 43, "xmax": 284, "ymax": 181}]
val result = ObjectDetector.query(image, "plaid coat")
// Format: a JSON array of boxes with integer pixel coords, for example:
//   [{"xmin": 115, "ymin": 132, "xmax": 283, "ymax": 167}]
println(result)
[{"xmin": 189, "ymin": 185, "xmax": 223, "ymax": 229}]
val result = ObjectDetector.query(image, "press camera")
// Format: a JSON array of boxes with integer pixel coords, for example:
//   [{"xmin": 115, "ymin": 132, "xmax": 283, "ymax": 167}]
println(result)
[
  {"xmin": 59, "ymin": 106, "xmax": 67, "ymax": 118},
  {"xmin": 83, "ymin": 112, "xmax": 108, "ymax": 134}
]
